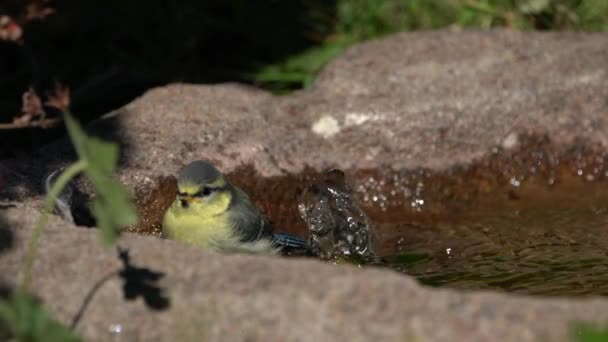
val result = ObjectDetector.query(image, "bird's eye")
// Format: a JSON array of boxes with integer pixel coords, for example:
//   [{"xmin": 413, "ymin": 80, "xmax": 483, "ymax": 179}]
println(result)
[{"xmin": 198, "ymin": 186, "xmax": 213, "ymax": 197}]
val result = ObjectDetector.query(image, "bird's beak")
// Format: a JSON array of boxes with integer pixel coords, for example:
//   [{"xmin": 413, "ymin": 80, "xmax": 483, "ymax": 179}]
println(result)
[{"xmin": 178, "ymin": 195, "xmax": 192, "ymax": 208}]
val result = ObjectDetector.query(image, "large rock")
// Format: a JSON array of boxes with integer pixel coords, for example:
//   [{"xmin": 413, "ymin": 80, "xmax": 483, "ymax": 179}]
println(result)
[
  {"xmin": 2, "ymin": 205, "xmax": 608, "ymax": 341},
  {"xmin": 1, "ymin": 30, "xmax": 608, "ymax": 341},
  {"xmin": 2, "ymin": 30, "xmax": 607, "ymax": 199}
]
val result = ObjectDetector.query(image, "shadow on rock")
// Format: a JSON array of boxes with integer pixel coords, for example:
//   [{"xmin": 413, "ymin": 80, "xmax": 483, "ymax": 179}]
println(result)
[
  {"xmin": 70, "ymin": 246, "xmax": 170, "ymax": 330},
  {"xmin": 117, "ymin": 247, "xmax": 170, "ymax": 311},
  {"xmin": 0, "ymin": 112, "xmax": 131, "ymax": 206},
  {"xmin": 0, "ymin": 212, "xmax": 14, "ymax": 253}
]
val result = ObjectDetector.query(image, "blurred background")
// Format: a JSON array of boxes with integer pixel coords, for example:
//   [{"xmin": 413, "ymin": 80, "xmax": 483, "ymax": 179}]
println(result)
[{"xmin": 1, "ymin": 0, "xmax": 607, "ymax": 155}]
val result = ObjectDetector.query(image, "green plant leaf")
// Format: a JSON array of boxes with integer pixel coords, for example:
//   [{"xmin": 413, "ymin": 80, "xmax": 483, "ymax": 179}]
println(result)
[
  {"xmin": 85, "ymin": 136, "xmax": 120, "ymax": 175},
  {"xmin": 62, "ymin": 111, "xmax": 138, "ymax": 247},
  {"xmin": 573, "ymin": 324, "xmax": 608, "ymax": 342},
  {"xmin": 0, "ymin": 291, "xmax": 81, "ymax": 342},
  {"xmin": 89, "ymin": 173, "xmax": 138, "ymax": 246}
]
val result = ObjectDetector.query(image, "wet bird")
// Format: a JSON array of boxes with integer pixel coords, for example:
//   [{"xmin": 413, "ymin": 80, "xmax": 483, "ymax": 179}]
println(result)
[{"xmin": 162, "ymin": 160, "xmax": 306, "ymax": 255}]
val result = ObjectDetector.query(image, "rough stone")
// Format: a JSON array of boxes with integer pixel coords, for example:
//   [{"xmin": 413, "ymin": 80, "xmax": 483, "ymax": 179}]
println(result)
[
  {"xmin": 2, "ymin": 205, "xmax": 608, "ymax": 341},
  {"xmin": 1, "ymin": 30, "xmax": 608, "ymax": 341}
]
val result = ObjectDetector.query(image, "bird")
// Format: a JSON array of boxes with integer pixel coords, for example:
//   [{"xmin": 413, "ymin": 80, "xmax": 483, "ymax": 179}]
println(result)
[{"xmin": 162, "ymin": 160, "xmax": 307, "ymax": 255}]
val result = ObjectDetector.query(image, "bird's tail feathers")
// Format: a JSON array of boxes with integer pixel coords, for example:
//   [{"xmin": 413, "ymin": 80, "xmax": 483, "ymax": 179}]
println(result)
[{"xmin": 272, "ymin": 232, "xmax": 308, "ymax": 249}]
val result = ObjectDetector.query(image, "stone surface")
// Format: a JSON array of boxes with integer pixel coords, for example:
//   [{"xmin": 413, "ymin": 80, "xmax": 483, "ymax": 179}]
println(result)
[
  {"xmin": 2, "ymin": 205, "xmax": 608, "ymax": 342},
  {"xmin": 1, "ymin": 30, "xmax": 608, "ymax": 341},
  {"xmin": 2, "ymin": 30, "xmax": 607, "ymax": 201}
]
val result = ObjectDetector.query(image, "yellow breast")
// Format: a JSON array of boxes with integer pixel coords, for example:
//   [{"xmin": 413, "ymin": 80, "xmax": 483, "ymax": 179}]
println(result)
[{"xmin": 162, "ymin": 200, "xmax": 236, "ymax": 249}]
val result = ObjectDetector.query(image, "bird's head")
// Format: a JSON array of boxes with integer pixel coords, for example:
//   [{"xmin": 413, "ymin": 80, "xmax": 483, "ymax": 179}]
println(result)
[{"xmin": 173, "ymin": 160, "xmax": 233, "ymax": 216}]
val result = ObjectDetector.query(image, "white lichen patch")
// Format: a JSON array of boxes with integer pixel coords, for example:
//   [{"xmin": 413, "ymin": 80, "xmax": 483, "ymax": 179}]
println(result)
[
  {"xmin": 312, "ymin": 115, "xmax": 341, "ymax": 138},
  {"xmin": 344, "ymin": 111, "xmax": 386, "ymax": 127},
  {"xmin": 502, "ymin": 132, "xmax": 519, "ymax": 149},
  {"xmin": 312, "ymin": 112, "xmax": 387, "ymax": 138},
  {"xmin": 344, "ymin": 112, "xmax": 372, "ymax": 126}
]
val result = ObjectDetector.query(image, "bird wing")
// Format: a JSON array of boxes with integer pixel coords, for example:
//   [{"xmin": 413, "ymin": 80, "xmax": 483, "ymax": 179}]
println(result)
[
  {"xmin": 272, "ymin": 232, "xmax": 308, "ymax": 249},
  {"xmin": 229, "ymin": 187, "xmax": 274, "ymax": 242}
]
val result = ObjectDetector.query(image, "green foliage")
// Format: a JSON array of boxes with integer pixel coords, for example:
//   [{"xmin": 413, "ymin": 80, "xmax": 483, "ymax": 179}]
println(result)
[
  {"xmin": 0, "ymin": 291, "xmax": 81, "ymax": 342},
  {"xmin": 15, "ymin": 111, "xmax": 138, "ymax": 340},
  {"xmin": 254, "ymin": 40, "xmax": 351, "ymax": 92},
  {"xmin": 62, "ymin": 111, "xmax": 138, "ymax": 246},
  {"xmin": 573, "ymin": 324, "xmax": 608, "ymax": 341},
  {"xmin": 336, "ymin": 0, "xmax": 458, "ymax": 39},
  {"xmin": 456, "ymin": 0, "xmax": 608, "ymax": 30},
  {"xmin": 23, "ymin": 111, "xmax": 137, "ymax": 290},
  {"xmin": 251, "ymin": 0, "xmax": 608, "ymax": 90}
]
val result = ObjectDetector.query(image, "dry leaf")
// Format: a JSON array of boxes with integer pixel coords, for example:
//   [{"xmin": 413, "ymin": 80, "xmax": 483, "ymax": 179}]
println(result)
[
  {"xmin": 45, "ymin": 82, "xmax": 70, "ymax": 112},
  {"xmin": 26, "ymin": 0, "xmax": 55, "ymax": 21},
  {"xmin": 0, "ymin": 16, "xmax": 23, "ymax": 42}
]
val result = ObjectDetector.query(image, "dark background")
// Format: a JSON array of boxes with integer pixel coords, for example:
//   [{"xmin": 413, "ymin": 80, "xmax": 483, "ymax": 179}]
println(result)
[{"xmin": 1, "ymin": 0, "xmax": 606, "ymax": 156}]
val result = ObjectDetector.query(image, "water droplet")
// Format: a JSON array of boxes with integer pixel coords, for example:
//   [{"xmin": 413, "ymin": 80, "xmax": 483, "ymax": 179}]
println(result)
[
  {"xmin": 396, "ymin": 237, "xmax": 405, "ymax": 247},
  {"xmin": 509, "ymin": 177, "xmax": 521, "ymax": 187},
  {"xmin": 299, "ymin": 171, "xmax": 375, "ymax": 260}
]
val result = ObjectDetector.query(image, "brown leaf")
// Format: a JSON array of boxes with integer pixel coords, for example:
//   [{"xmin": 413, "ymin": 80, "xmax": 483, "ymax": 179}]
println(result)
[
  {"xmin": 45, "ymin": 82, "xmax": 70, "ymax": 112},
  {"xmin": 21, "ymin": 88, "xmax": 44, "ymax": 117},
  {"xmin": 25, "ymin": 0, "xmax": 55, "ymax": 21}
]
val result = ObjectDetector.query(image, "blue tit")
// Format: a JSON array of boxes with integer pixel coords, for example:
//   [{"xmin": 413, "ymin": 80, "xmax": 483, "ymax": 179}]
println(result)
[{"xmin": 162, "ymin": 160, "xmax": 306, "ymax": 255}]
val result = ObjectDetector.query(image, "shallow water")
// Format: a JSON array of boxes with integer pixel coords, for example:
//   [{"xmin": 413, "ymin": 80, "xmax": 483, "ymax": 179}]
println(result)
[
  {"xmin": 133, "ymin": 134, "xmax": 608, "ymax": 296},
  {"xmin": 374, "ymin": 179, "xmax": 608, "ymax": 296}
]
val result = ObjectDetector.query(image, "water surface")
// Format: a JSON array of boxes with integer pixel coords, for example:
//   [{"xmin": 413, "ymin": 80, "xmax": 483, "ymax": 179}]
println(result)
[{"xmin": 133, "ymin": 134, "xmax": 608, "ymax": 296}]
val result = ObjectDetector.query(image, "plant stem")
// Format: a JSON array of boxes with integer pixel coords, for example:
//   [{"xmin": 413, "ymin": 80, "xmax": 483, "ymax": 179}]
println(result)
[{"xmin": 21, "ymin": 160, "xmax": 88, "ymax": 291}]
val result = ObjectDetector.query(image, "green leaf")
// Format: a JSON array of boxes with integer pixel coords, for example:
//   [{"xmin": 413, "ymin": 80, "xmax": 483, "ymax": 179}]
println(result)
[
  {"xmin": 85, "ymin": 137, "xmax": 120, "ymax": 175},
  {"xmin": 574, "ymin": 324, "xmax": 608, "ymax": 342},
  {"xmin": 89, "ymin": 178, "xmax": 138, "ymax": 246},
  {"xmin": 62, "ymin": 111, "xmax": 138, "ymax": 247},
  {"xmin": 0, "ymin": 292, "xmax": 81, "ymax": 342},
  {"xmin": 86, "ymin": 162, "xmax": 138, "ymax": 247}
]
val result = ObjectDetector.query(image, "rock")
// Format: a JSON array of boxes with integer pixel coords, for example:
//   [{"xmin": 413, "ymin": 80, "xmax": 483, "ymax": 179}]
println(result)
[
  {"xmin": 1, "ymin": 30, "xmax": 608, "ymax": 341},
  {"xmin": 2, "ymin": 205, "xmax": 608, "ymax": 341},
  {"xmin": 2, "ymin": 30, "xmax": 607, "ymax": 201}
]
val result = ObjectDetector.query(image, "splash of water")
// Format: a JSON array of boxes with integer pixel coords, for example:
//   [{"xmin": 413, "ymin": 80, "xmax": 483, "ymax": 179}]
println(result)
[{"xmin": 298, "ymin": 169, "xmax": 376, "ymax": 259}]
